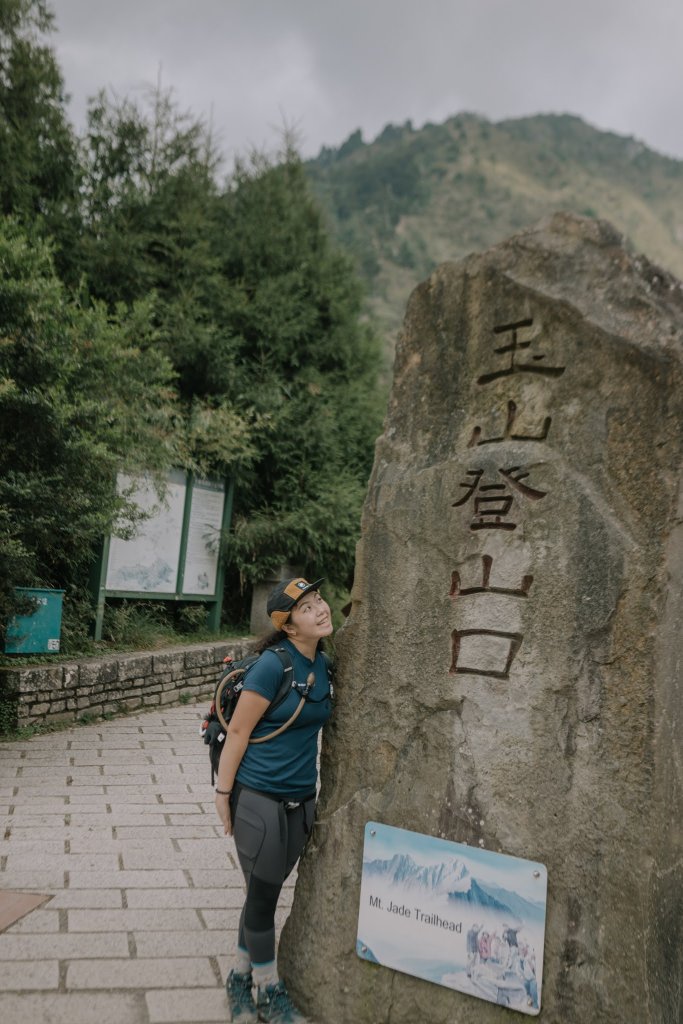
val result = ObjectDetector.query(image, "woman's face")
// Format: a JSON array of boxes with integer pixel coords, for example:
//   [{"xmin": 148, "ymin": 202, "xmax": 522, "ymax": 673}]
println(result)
[{"xmin": 286, "ymin": 590, "xmax": 333, "ymax": 643}]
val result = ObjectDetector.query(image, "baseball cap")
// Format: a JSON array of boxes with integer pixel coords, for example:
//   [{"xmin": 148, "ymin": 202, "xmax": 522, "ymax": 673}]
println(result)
[{"xmin": 267, "ymin": 577, "xmax": 325, "ymax": 631}]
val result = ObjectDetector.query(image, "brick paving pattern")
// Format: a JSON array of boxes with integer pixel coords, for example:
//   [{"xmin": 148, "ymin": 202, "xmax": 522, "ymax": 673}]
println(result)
[{"xmin": 0, "ymin": 704, "xmax": 296, "ymax": 1023}]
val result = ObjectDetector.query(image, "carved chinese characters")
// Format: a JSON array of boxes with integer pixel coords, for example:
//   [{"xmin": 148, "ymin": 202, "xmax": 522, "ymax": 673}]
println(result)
[
  {"xmin": 452, "ymin": 466, "xmax": 547, "ymax": 531},
  {"xmin": 450, "ymin": 317, "xmax": 563, "ymax": 678},
  {"xmin": 476, "ymin": 318, "xmax": 566, "ymax": 384}
]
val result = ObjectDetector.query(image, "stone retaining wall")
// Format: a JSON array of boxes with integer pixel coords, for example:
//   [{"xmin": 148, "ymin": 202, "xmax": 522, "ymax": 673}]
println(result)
[{"xmin": 0, "ymin": 637, "xmax": 251, "ymax": 730}]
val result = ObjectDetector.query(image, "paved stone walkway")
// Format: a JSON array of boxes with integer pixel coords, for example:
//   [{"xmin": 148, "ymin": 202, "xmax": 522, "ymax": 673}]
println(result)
[{"xmin": 0, "ymin": 703, "xmax": 296, "ymax": 1023}]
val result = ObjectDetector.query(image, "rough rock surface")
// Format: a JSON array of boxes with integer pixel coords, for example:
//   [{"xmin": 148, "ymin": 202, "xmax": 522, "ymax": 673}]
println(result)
[{"xmin": 280, "ymin": 214, "xmax": 683, "ymax": 1024}]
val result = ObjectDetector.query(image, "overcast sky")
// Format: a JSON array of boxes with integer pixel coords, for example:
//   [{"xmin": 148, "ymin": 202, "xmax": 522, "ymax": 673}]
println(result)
[{"xmin": 49, "ymin": 0, "xmax": 683, "ymax": 167}]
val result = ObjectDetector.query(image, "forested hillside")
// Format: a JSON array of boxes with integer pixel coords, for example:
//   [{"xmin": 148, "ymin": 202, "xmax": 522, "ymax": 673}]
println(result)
[
  {"xmin": 307, "ymin": 113, "xmax": 683, "ymax": 350},
  {"xmin": 0, "ymin": 1, "xmax": 382, "ymax": 646}
]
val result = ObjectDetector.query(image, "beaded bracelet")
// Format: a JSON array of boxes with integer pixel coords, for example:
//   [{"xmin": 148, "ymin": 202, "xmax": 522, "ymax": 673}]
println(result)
[{"xmin": 215, "ymin": 788, "xmax": 232, "ymax": 796}]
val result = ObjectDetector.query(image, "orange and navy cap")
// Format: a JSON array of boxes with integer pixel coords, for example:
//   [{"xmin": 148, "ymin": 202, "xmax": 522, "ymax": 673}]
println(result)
[{"xmin": 267, "ymin": 577, "xmax": 324, "ymax": 631}]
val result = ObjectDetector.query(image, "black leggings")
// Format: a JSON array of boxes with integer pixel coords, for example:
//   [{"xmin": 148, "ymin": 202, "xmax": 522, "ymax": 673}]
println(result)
[{"xmin": 231, "ymin": 785, "xmax": 315, "ymax": 966}]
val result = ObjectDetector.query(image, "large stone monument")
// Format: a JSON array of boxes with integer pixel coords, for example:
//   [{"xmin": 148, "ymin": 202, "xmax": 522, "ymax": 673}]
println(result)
[{"xmin": 281, "ymin": 214, "xmax": 682, "ymax": 1024}]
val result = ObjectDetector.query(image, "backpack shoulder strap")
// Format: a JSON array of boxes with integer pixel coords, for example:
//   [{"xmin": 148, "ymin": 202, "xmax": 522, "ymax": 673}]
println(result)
[{"xmin": 263, "ymin": 646, "xmax": 294, "ymax": 717}]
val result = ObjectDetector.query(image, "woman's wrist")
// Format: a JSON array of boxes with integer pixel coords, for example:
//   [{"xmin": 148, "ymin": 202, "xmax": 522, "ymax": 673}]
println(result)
[{"xmin": 215, "ymin": 787, "xmax": 232, "ymax": 796}]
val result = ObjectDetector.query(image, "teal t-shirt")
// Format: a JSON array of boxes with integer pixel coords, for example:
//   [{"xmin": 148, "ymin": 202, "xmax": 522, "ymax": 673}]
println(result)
[{"xmin": 235, "ymin": 639, "xmax": 332, "ymax": 800}]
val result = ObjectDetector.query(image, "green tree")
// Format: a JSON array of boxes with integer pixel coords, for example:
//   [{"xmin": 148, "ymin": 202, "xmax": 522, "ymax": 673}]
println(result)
[
  {"xmin": 0, "ymin": 0, "xmax": 81, "ymax": 279},
  {"xmin": 77, "ymin": 86, "xmax": 219, "ymax": 307},
  {"xmin": 76, "ymin": 88, "xmax": 383, "ymax": 608},
  {"xmin": 0, "ymin": 219, "xmax": 177, "ymax": 645},
  {"xmin": 212, "ymin": 150, "xmax": 383, "ymax": 592},
  {"xmin": 76, "ymin": 87, "xmax": 260, "ymax": 482},
  {"xmin": 0, "ymin": 8, "xmax": 381, "ymax": 638}
]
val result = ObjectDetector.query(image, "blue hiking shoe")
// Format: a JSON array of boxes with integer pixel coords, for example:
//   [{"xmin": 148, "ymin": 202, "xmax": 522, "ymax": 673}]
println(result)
[
  {"xmin": 226, "ymin": 969, "xmax": 258, "ymax": 1022},
  {"xmin": 256, "ymin": 980, "xmax": 308, "ymax": 1022}
]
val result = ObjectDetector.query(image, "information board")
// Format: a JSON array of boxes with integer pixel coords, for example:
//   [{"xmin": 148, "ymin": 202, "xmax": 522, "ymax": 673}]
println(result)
[
  {"xmin": 91, "ymin": 470, "xmax": 231, "ymax": 640},
  {"xmin": 357, "ymin": 821, "xmax": 547, "ymax": 1015},
  {"xmin": 182, "ymin": 478, "xmax": 226, "ymax": 595},
  {"xmin": 105, "ymin": 470, "xmax": 187, "ymax": 594}
]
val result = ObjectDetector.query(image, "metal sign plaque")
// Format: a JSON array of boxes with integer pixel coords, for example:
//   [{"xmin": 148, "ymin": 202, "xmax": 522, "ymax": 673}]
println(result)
[{"xmin": 357, "ymin": 821, "xmax": 547, "ymax": 1015}]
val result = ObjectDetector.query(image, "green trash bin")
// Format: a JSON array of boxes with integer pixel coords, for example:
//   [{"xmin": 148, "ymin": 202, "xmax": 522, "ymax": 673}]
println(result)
[{"xmin": 5, "ymin": 588, "xmax": 66, "ymax": 654}]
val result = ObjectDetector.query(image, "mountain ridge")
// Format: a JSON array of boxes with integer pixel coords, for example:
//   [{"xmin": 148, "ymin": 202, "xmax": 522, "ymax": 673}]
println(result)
[
  {"xmin": 363, "ymin": 852, "xmax": 545, "ymax": 924},
  {"xmin": 305, "ymin": 112, "xmax": 683, "ymax": 355}
]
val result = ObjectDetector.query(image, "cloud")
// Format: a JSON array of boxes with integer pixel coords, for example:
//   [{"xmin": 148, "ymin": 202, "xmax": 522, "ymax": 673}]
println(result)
[{"xmin": 49, "ymin": 0, "xmax": 683, "ymax": 161}]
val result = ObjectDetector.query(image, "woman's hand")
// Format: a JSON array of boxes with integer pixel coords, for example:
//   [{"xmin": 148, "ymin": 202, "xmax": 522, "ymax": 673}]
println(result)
[
  {"xmin": 213, "ymin": 691, "xmax": 270, "ymax": 838},
  {"xmin": 215, "ymin": 792, "xmax": 232, "ymax": 836}
]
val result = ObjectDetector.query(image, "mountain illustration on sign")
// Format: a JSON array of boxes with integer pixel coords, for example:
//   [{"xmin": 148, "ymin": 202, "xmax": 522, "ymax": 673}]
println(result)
[{"xmin": 363, "ymin": 853, "xmax": 544, "ymax": 923}]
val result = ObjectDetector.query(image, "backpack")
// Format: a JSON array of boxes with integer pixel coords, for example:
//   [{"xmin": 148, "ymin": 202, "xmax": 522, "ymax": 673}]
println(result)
[{"xmin": 200, "ymin": 647, "xmax": 332, "ymax": 784}]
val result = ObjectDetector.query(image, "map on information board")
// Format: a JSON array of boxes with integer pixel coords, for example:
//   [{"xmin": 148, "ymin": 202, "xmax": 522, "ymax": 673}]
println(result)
[
  {"xmin": 105, "ymin": 471, "xmax": 186, "ymax": 594},
  {"xmin": 357, "ymin": 821, "xmax": 547, "ymax": 1015}
]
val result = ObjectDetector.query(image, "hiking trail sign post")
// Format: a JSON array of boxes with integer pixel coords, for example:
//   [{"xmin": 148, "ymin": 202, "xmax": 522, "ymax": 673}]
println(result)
[{"xmin": 90, "ymin": 470, "xmax": 233, "ymax": 640}]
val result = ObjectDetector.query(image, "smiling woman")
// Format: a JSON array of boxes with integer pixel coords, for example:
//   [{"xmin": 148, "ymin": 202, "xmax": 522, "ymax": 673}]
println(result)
[{"xmin": 214, "ymin": 576, "xmax": 334, "ymax": 1023}]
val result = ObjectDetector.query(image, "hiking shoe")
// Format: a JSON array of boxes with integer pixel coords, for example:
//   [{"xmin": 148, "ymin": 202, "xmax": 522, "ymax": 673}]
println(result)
[
  {"xmin": 256, "ymin": 980, "xmax": 308, "ymax": 1022},
  {"xmin": 226, "ymin": 970, "xmax": 258, "ymax": 1022}
]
